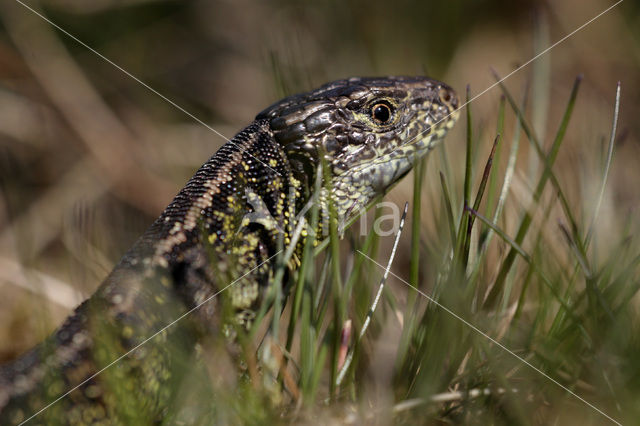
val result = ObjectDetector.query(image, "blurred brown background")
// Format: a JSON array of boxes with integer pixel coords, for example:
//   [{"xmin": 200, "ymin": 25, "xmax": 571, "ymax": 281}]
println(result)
[{"xmin": 0, "ymin": 0, "xmax": 637, "ymax": 362}]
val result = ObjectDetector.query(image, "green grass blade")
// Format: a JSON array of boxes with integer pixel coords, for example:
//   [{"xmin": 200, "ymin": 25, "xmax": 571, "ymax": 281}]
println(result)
[
  {"xmin": 285, "ymin": 168, "xmax": 323, "ymax": 353},
  {"xmin": 439, "ymin": 172, "xmax": 457, "ymax": 248},
  {"xmin": 464, "ymin": 134, "xmax": 500, "ymax": 268},
  {"xmin": 485, "ymin": 96, "xmax": 506, "ymax": 216},
  {"xmin": 480, "ymin": 87, "xmax": 527, "ymax": 261},
  {"xmin": 319, "ymin": 152, "xmax": 344, "ymax": 398},
  {"xmin": 469, "ymin": 207, "xmax": 581, "ymax": 321},
  {"xmin": 453, "ymin": 86, "xmax": 474, "ymax": 269},
  {"xmin": 485, "ymin": 75, "xmax": 582, "ymax": 307},
  {"xmin": 395, "ymin": 159, "xmax": 428, "ymax": 368}
]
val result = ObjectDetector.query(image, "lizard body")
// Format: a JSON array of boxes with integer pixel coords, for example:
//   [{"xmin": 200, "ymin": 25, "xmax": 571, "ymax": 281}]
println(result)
[{"xmin": 0, "ymin": 76, "xmax": 458, "ymax": 424}]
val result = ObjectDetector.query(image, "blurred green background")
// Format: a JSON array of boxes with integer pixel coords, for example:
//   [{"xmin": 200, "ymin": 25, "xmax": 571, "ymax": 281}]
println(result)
[{"xmin": 0, "ymin": 0, "xmax": 639, "ymax": 423}]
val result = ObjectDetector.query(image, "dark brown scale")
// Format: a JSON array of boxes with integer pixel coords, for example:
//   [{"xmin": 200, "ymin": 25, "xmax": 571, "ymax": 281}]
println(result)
[{"xmin": 303, "ymin": 109, "xmax": 333, "ymax": 133}]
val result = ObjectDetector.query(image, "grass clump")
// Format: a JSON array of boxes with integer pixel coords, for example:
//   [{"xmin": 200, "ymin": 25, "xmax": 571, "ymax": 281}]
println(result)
[{"xmin": 222, "ymin": 73, "xmax": 638, "ymax": 426}]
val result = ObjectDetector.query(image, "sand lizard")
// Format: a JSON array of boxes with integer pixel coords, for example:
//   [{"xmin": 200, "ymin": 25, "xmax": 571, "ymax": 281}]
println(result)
[{"xmin": 0, "ymin": 76, "xmax": 458, "ymax": 424}]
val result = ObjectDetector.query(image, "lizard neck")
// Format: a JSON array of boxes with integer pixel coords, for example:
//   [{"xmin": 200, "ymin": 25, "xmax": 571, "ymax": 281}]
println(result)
[
  {"xmin": 0, "ymin": 119, "xmax": 305, "ymax": 424},
  {"xmin": 98, "ymin": 118, "xmax": 305, "ymax": 321}
]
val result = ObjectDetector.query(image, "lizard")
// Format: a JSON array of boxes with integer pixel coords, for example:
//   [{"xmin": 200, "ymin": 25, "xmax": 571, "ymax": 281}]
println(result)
[{"xmin": 0, "ymin": 76, "xmax": 459, "ymax": 424}]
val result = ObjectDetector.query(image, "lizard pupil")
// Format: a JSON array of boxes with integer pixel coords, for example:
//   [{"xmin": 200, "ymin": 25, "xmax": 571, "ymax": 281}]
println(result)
[{"xmin": 372, "ymin": 103, "xmax": 391, "ymax": 123}]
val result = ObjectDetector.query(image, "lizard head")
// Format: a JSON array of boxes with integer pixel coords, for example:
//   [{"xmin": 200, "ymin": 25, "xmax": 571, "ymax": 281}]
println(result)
[{"xmin": 257, "ymin": 76, "xmax": 459, "ymax": 217}]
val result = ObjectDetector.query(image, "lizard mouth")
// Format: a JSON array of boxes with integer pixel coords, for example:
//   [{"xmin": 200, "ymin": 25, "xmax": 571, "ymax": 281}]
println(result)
[{"xmin": 391, "ymin": 106, "xmax": 460, "ymax": 160}]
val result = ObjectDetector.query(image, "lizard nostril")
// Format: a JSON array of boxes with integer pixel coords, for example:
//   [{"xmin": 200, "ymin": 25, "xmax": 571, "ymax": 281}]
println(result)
[{"xmin": 439, "ymin": 88, "xmax": 456, "ymax": 108}]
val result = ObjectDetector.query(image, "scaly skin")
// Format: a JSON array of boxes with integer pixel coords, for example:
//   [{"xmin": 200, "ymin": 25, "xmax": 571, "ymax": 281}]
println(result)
[{"xmin": 0, "ymin": 76, "xmax": 458, "ymax": 424}]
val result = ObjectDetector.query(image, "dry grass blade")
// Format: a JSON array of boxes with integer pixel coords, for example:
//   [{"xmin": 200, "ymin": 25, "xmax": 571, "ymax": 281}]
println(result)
[{"xmin": 336, "ymin": 202, "xmax": 408, "ymax": 385}]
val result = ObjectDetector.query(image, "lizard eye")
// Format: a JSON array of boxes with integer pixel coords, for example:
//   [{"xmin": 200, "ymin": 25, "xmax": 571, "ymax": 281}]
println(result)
[{"xmin": 371, "ymin": 102, "xmax": 393, "ymax": 124}]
